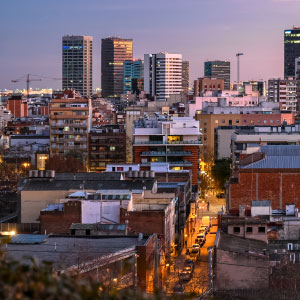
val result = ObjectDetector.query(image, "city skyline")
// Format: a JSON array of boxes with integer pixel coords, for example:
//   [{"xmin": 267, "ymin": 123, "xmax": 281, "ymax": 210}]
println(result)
[{"xmin": 1, "ymin": 0, "xmax": 300, "ymax": 90}]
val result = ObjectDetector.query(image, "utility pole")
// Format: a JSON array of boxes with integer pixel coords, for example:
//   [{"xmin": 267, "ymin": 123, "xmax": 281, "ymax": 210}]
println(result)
[
  {"xmin": 208, "ymin": 246, "xmax": 213, "ymax": 291},
  {"xmin": 153, "ymin": 233, "xmax": 160, "ymax": 290},
  {"xmin": 236, "ymin": 53, "xmax": 244, "ymax": 84}
]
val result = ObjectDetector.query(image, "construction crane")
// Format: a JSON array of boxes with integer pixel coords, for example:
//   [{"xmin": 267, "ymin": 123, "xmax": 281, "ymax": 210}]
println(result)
[
  {"xmin": 236, "ymin": 53, "xmax": 244, "ymax": 84},
  {"xmin": 11, "ymin": 74, "xmax": 61, "ymax": 100}
]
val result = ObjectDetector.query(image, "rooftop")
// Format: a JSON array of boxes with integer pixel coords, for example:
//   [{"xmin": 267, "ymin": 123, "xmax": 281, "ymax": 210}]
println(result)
[
  {"xmin": 4, "ymin": 235, "xmax": 147, "ymax": 271},
  {"xmin": 218, "ymin": 232, "xmax": 267, "ymax": 255}
]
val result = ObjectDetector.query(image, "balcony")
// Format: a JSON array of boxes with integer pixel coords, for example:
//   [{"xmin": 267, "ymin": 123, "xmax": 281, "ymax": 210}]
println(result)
[
  {"xmin": 140, "ymin": 151, "xmax": 193, "ymax": 156},
  {"xmin": 134, "ymin": 140, "xmax": 202, "ymax": 145},
  {"xmin": 168, "ymin": 161, "xmax": 193, "ymax": 166}
]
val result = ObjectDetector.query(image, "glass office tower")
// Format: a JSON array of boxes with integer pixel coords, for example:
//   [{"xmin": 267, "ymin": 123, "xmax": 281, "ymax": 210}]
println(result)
[
  {"xmin": 101, "ymin": 37, "xmax": 133, "ymax": 98},
  {"xmin": 204, "ymin": 60, "xmax": 230, "ymax": 90},
  {"xmin": 62, "ymin": 35, "xmax": 93, "ymax": 97},
  {"xmin": 284, "ymin": 27, "xmax": 300, "ymax": 78},
  {"xmin": 123, "ymin": 59, "xmax": 143, "ymax": 94}
]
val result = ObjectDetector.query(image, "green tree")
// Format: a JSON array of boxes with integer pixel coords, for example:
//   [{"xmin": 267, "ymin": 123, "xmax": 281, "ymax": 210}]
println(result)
[{"xmin": 211, "ymin": 159, "xmax": 231, "ymax": 190}]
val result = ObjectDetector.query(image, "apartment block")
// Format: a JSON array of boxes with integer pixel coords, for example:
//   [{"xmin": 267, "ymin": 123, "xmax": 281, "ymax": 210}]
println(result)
[
  {"xmin": 88, "ymin": 125, "xmax": 126, "ymax": 171},
  {"xmin": 133, "ymin": 116, "xmax": 201, "ymax": 187},
  {"xmin": 49, "ymin": 90, "xmax": 92, "ymax": 160},
  {"xmin": 144, "ymin": 53, "xmax": 182, "ymax": 101},
  {"xmin": 268, "ymin": 78, "xmax": 298, "ymax": 113}
]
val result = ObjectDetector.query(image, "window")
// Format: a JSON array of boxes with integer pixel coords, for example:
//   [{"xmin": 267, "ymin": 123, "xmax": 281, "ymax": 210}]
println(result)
[
  {"xmin": 258, "ymin": 227, "xmax": 265, "ymax": 233},
  {"xmin": 288, "ymin": 243, "xmax": 293, "ymax": 250},
  {"xmin": 236, "ymin": 120, "xmax": 240, "ymax": 124},
  {"xmin": 222, "ymin": 119, "xmax": 225, "ymax": 124},
  {"xmin": 112, "ymin": 167, "xmax": 116, "ymax": 171},
  {"xmin": 110, "ymin": 146, "xmax": 116, "ymax": 151},
  {"xmin": 233, "ymin": 227, "xmax": 240, "ymax": 233},
  {"xmin": 86, "ymin": 229, "xmax": 91, "ymax": 236},
  {"xmin": 71, "ymin": 229, "xmax": 75, "ymax": 235},
  {"xmin": 246, "ymin": 227, "xmax": 253, "ymax": 233},
  {"xmin": 215, "ymin": 120, "xmax": 218, "ymax": 124}
]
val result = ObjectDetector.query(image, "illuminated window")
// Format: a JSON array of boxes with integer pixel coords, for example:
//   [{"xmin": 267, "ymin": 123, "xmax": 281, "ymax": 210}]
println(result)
[{"xmin": 110, "ymin": 146, "xmax": 116, "ymax": 151}]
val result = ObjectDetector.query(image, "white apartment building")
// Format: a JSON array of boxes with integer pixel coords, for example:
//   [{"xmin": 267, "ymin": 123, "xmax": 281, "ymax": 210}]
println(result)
[{"xmin": 144, "ymin": 53, "xmax": 182, "ymax": 101}]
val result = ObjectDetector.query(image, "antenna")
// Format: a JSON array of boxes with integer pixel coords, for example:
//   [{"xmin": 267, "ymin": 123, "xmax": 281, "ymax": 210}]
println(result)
[{"xmin": 236, "ymin": 53, "xmax": 244, "ymax": 83}]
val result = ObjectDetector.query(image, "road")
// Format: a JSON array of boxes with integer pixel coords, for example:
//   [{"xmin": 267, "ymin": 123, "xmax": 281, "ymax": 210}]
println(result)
[{"xmin": 162, "ymin": 191, "xmax": 224, "ymax": 297}]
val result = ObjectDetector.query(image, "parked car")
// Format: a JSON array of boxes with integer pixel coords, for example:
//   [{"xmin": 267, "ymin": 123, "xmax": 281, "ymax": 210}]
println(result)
[
  {"xmin": 173, "ymin": 283, "xmax": 185, "ymax": 294},
  {"xmin": 200, "ymin": 225, "xmax": 210, "ymax": 234},
  {"xmin": 216, "ymin": 192, "xmax": 225, "ymax": 199},
  {"xmin": 196, "ymin": 233, "xmax": 206, "ymax": 245},
  {"xmin": 184, "ymin": 259, "xmax": 195, "ymax": 272},
  {"xmin": 179, "ymin": 270, "xmax": 192, "ymax": 282}
]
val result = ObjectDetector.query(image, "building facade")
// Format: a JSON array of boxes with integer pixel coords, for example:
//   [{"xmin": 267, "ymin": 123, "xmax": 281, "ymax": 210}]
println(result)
[
  {"xmin": 182, "ymin": 60, "xmax": 189, "ymax": 94},
  {"xmin": 144, "ymin": 53, "xmax": 182, "ymax": 101},
  {"xmin": 62, "ymin": 35, "xmax": 93, "ymax": 97},
  {"xmin": 101, "ymin": 37, "xmax": 133, "ymax": 98},
  {"xmin": 49, "ymin": 91, "xmax": 91, "ymax": 160},
  {"xmin": 204, "ymin": 60, "xmax": 230, "ymax": 90},
  {"xmin": 284, "ymin": 27, "xmax": 300, "ymax": 78},
  {"xmin": 268, "ymin": 78, "xmax": 298, "ymax": 113},
  {"xmin": 88, "ymin": 125, "xmax": 126, "ymax": 171},
  {"xmin": 193, "ymin": 77, "xmax": 224, "ymax": 96},
  {"xmin": 133, "ymin": 116, "xmax": 201, "ymax": 186},
  {"xmin": 123, "ymin": 59, "xmax": 143, "ymax": 94}
]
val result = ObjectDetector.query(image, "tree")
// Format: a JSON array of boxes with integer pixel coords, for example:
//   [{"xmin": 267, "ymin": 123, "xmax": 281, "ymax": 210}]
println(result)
[
  {"xmin": 211, "ymin": 159, "xmax": 231, "ymax": 190},
  {"xmin": 46, "ymin": 154, "xmax": 85, "ymax": 173}
]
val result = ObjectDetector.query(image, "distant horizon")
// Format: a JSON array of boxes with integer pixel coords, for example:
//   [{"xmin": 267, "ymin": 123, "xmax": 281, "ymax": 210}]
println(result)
[{"xmin": 1, "ymin": 0, "xmax": 300, "ymax": 90}]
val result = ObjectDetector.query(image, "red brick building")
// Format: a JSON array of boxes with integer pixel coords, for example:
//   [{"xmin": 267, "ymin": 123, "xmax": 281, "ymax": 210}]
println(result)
[
  {"xmin": 228, "ymin": 145, "xmax": 300, "ymax": 212},
  {"xmin": 40, "ymin": 201, "xmax": 81, "ymax": 234},
  {"xmin": 7, "ymin": 95, "xmax": 28, "ymax": 118}
]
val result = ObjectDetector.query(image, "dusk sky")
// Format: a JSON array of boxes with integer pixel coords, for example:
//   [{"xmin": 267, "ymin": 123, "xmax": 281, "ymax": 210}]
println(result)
[{"xmin": 1, "ymin": 0, "xmax": 300, "ymax": 90}]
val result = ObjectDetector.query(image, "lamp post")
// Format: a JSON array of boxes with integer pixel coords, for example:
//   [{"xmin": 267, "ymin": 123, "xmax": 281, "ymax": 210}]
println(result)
[{"xmin": 23, "ymin": 162, "xmax": 30, "ymax": 176}]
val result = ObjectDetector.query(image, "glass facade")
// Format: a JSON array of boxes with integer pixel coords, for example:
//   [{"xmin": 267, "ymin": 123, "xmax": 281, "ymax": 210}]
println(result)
[
  {"xmin": 62, "ymin": 36, "xmax": 93, "ymax": 97},
  {"xmin": 101, "ymin": 37, "xmax": 133, "ymax": 98},
  {"xmin": 284, "ymin": 28, "xmax": 300, "ymax": 78},
  {"xmin": 123, "ymin": 59, "xmax": 143, "ymax": 94},
  {"xmin": 204, "ymin": 60, "xmax": 230, "ymax": 90}
]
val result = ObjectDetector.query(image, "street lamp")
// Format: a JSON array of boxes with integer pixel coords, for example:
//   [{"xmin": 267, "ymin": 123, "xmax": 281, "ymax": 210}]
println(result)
[{"xmin": 23, "ymin": 162, "xmax": 30, "ymax": 177}]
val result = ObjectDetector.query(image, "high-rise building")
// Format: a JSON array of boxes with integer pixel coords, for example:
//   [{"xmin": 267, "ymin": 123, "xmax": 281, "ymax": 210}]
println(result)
[
  {"xmin": 144, "ymin": 53, "xmax": 182, "ymax": 101},
  {"xmin": 101, "ymin": 37, "xmax": 133, "ymax": 98},
  {"xmin": 123, "ymin": 59, "xmax": 143, "ymax": 94},
  {"xmin": 268, "ymin": 78, "xmax": 298, "ymax": 113},
  {"xmin": 182, "ymin": 61, "xmax": 189, "ymax": 94},
  {"xmin": 204, "ymin": 60, "xmax": 230, "ymax": 90},
  {"xmin": 284, "ymin": 27, "xmax": 300, "ymax": 78},
  {"xmin": 62, "ymin": 36, "xmax": 93, "ymax": 97},
  {"xmin": 49, "ymin": 90, "xmax": 92, "ymax": 162}
]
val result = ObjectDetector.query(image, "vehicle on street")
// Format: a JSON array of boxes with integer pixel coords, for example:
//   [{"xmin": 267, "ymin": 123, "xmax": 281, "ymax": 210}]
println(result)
[
  {"xmin": 200, "ymin": 225, "xmax": 210, "ymax": 234},
  {"xmin": 173, "ymin": 283, "xmax": 185, "ymax": 294},
  {"xmin": 196, "ymin": 233, "xmax": 206, "ymax": 245},
  {"xmin": 179, "ymin": 270, "xmax": 192, "ymax": 282},
  {"xmin": 184, "ymin": 259, "xmax": 195, "ymax": 272},
  {"xmin": 216, "ymin": 192, "xmax": 225, "ymax": 199}
]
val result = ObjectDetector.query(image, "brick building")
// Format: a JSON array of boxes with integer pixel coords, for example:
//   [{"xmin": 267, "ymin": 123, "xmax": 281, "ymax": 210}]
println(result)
[
  {"xmin": 194, "ymin": 77, "xmax": 224, "ymax": 96},
  {"xmin": 228, "ymin": 145, "xmax": 300, "ymax": 212},
  {"xmin": 40, "ymin": 201, "xmax": 81, "ymax": 234},
  {"xmin": 7, "ymin": 95, "xmax": 28, "ymax": 118}
]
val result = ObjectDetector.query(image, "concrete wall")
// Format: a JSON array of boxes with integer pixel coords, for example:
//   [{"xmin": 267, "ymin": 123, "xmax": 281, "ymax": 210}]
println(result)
[
  {"xmin": 21, "ymin": 190, "xmax": 69, "ymax": 223},
  {"xmin": 228, "ymin": 224, "xmax": 268, "ymax": 243},
  {"xmin": 214, "ymin": 248, "xmax": 269, "ymax": 290}
]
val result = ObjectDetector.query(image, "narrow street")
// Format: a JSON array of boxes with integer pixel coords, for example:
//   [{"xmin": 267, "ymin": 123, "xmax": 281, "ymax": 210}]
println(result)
[{"xmin": 163, "ymin": 190, "xmax": 225, "ymax": 297}]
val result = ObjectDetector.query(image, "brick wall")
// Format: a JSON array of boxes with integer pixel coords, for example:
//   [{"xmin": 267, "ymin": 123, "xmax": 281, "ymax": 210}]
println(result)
[
  {"xmin": 120, "ymin": 208, "xmax": 164, "ymax": 236},
  {"xmin": 229, "ymin": 170, "xmax": 300, "ymax": 210},
  {"xmin": 40, "ymin": 201, "xmax": 81, "ymax": 234}
]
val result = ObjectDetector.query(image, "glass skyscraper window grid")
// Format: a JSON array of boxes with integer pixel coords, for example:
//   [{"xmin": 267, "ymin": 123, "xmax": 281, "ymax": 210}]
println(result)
[
  {"xmin": 204, "ymin": 60, "xmax": 230, "ymax": 90},
  {"xmin": 284, "ymin": 28, "xmax": 300, "ymax": 78},
  {"xmin": 62, "ymin": 35, "xmax": 93, "ymax": 97}
]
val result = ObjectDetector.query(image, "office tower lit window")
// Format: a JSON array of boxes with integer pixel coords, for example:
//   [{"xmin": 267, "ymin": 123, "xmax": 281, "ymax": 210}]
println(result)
[
  {"xmin": 123, "ymin": 59, "xmax": 143, "ymax": 94},
  {"xmin": 284, "ymin": 27, "xmax": 300, "ymax": 78},
  {"xmin": 62, "ymin": 35, "xmax": 93, "ymax": 97},
  {"xmin": 204, "ymin": 60, "xmax": 230, "ymax": 90},
  {"xmin": 182, "ymin": 61, "xmax": 189, "ymax": 94},
  {"xmin": 101, "ymin": 37, "xmax": 133, "ymax": 98},
  {"xmin": 144, "ymin": 53, "xmax": 182, "ymax": 101}
]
